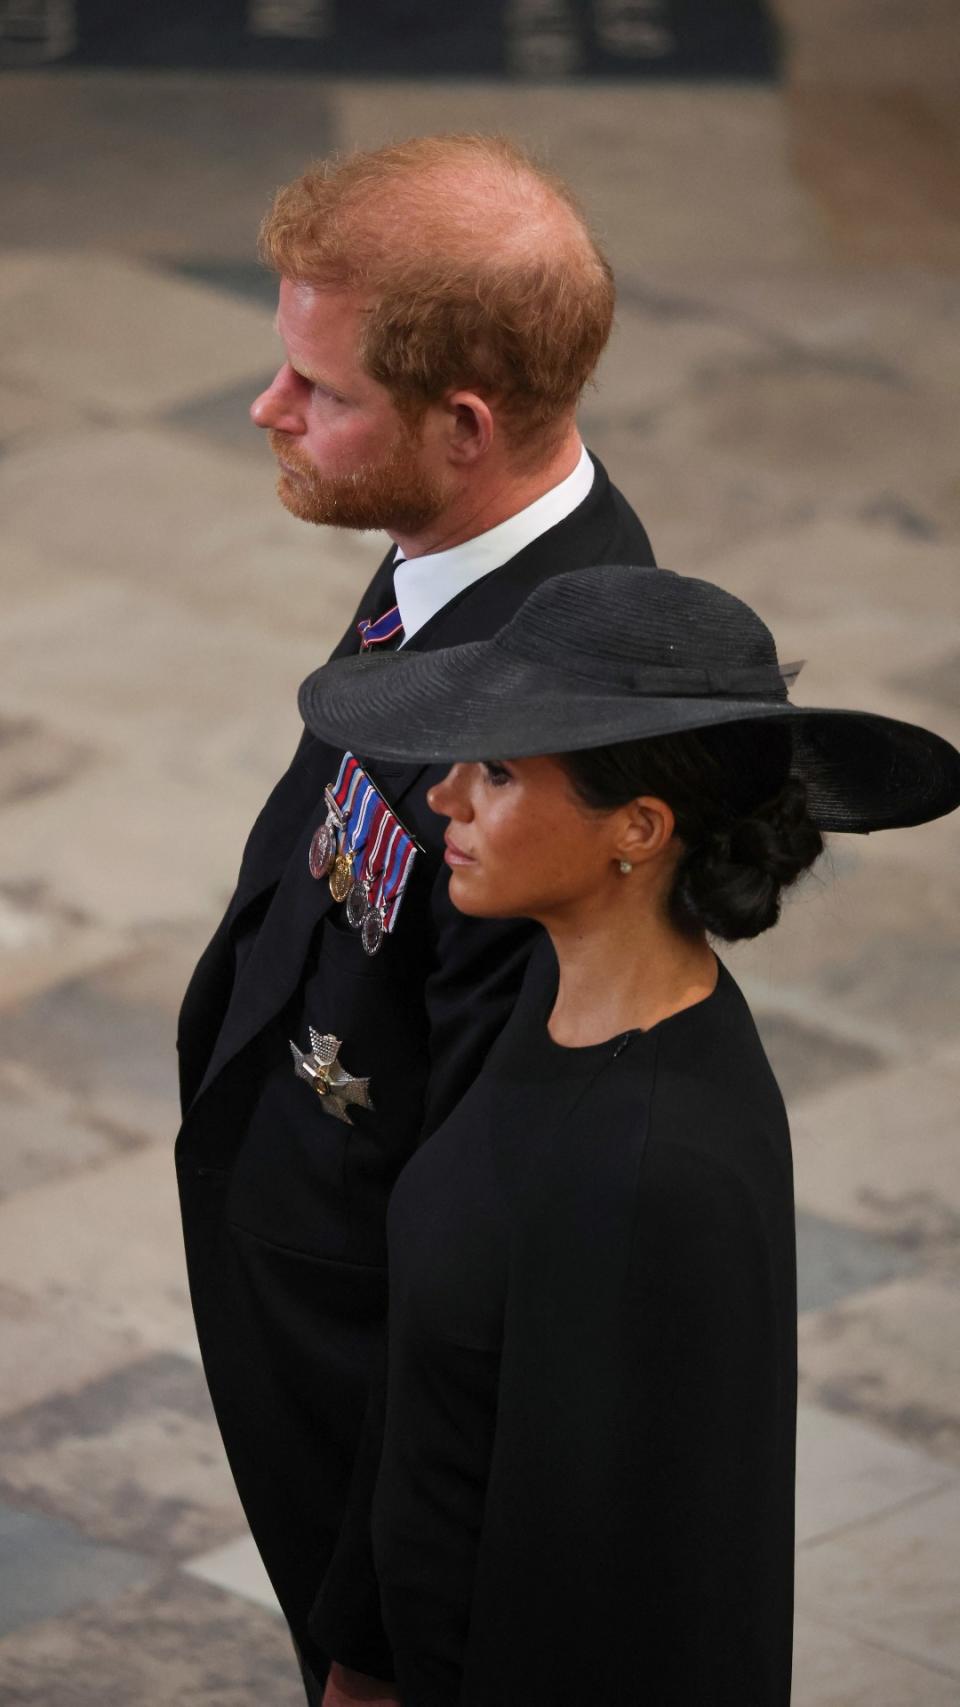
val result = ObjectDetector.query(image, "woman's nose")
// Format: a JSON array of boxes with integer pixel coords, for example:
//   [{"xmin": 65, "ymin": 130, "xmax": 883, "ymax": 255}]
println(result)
[
  {"xmin": 250, "ymin": 365, "xmax": 306, "ymax": 434},
  {"xmin": 426, "ymin": 764, "xmax": 470, "ymax": 820}
]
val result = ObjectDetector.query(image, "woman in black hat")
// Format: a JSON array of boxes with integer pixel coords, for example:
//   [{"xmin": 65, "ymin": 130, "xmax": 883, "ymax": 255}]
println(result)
[{"xmin": 301, "ymin": 567, "xmax": 960, "ymax": 1707}]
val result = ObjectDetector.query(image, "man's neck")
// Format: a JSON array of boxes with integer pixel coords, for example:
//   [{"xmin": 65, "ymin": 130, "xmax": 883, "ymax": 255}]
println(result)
[{"xmin": 389, "ymin": 428, "xmax": 584, "ymax": 559}]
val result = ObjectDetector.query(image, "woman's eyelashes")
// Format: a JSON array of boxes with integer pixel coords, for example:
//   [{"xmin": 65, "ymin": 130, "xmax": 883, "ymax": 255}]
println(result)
[{"xmin": 481, "ymin": 761, "xmax": 512, "ymax": 787}]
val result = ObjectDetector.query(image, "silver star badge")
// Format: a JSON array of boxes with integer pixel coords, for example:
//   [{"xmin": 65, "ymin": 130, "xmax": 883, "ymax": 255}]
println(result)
[{"xmin": 289, "ymin": 1028, "xmax": 373, "ymax": 1125}]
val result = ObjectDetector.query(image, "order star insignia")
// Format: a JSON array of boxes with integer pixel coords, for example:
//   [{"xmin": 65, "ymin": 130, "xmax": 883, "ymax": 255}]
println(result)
[{"xmin": 289, "ymin": 1028, "xmax": 373, "ymax": 1125}]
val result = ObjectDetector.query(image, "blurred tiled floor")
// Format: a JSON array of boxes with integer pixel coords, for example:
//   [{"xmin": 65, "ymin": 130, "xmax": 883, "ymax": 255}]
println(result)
[{"xmin": 1, "ymin": 3, "xmax": 959, "ymax": 1701}]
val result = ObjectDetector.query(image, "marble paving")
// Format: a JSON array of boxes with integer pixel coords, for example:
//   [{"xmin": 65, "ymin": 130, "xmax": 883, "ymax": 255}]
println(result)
[{"xmin": 1, "ymin": 1, "xmax": 959, "ymax": 1699}]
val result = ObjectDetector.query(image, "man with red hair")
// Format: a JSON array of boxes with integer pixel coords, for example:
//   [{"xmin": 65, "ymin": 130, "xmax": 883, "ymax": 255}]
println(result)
[{"xmin": 175, "ymin": 133, "xmax": 654, "ymax": 1705}]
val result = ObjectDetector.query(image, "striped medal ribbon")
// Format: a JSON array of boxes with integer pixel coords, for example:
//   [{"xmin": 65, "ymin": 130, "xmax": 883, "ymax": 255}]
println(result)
[
  {"xmin": 361, "ymin": 818, "xmax": 416, "ymax": 957},
  {"xmin": 311, "ymin": 751, "xmax": 421, "ymax": 950},
  {"xmin": 345, "ymin": 796, "xmax": 389, "ymax": 927},
  {"xmin": 330, "ymin": 777, "xmax": 377, "ymax": 906}
]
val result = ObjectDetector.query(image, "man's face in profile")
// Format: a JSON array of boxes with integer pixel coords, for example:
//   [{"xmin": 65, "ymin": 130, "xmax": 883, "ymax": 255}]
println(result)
[{"xmin": 251, "ymin": 279, "xmax": 448, "ymax": 536}]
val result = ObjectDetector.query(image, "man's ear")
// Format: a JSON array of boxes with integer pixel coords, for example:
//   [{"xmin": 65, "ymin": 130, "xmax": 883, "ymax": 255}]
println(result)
[{"xmin": 443, "ymin": 391, "xmax": 495, "ymax": 464}]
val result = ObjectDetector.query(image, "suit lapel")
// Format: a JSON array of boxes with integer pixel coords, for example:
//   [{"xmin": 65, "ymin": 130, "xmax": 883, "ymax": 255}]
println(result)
[
  {"xmin": 194, "ymin": 800, "xmax": 337, "ymax": 1103},
  {"xmin": 193, "ymin": 761, "xmax": 425, "ymax": 1112}
]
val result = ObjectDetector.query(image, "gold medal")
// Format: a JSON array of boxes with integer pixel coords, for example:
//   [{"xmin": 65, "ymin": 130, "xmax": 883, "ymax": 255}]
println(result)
[{"xmin": 329, "ymin": 851, "xmax": 354, "ymax": 904}]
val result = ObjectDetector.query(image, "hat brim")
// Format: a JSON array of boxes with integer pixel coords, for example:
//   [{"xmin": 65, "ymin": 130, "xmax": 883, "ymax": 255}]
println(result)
[{"xmin": 298, "ymin": 641, "xmax": 960, "ymax": 835}]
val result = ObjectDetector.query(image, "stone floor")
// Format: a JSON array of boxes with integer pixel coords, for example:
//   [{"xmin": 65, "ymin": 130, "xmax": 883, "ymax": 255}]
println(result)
[{"xmin": 1, "ymin": 2, "xmax": 959, "ymax": 1701}]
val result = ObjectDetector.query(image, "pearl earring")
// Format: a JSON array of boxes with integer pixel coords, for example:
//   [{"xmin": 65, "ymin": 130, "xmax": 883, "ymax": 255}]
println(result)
[{"xmin": 618, "ymin": 859, "xmax": 633, "ymax": 874}]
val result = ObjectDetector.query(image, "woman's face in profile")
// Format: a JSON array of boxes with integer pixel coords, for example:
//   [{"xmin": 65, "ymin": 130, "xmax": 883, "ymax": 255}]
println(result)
[{"xmin": 426, "ymin": 756, "xmax": 628, "ymax": 921}]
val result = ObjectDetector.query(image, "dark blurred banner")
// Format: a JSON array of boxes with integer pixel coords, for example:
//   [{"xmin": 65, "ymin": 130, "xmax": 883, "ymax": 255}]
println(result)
[{"xmin": 0, "ymin": 0, "xmax": 779, "ymax": 78}]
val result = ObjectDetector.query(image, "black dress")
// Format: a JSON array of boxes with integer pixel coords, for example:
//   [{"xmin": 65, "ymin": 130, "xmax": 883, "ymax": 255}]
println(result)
[{"xmin": 369, "ymin": 940, "xmax": 797, "ymax": 1706}]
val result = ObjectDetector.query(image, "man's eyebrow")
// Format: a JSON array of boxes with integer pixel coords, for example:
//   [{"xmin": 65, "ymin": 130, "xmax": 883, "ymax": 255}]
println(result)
[
  {"xmin": 272, "ymin": 325, "xmax": 340, "ymax": 391},
  {"xmin": 299, "ymin": 364, "xmax": 341, "ymax": 390}
]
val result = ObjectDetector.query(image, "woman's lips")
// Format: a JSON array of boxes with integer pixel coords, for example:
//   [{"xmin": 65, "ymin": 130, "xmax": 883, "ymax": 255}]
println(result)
[{"xmin": 444, "ymin": 836, "xmax": 475, "ymax": 868}]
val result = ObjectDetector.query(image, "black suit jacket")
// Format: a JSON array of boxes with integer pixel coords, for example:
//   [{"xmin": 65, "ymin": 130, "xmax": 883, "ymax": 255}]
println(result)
[{"xmin": 175, "ymin": 456, "xmax": 655, "ymax": 1676}]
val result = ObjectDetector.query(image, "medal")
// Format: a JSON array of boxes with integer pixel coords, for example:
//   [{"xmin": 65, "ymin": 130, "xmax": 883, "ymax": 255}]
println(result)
[
  {"xmin": 346, "ymin": 805, "xmax": 390, "ymax": 935},
  {"xmin": 327, "ymin": 766, "xmax": 365, "ymax": 903},
  {"xmin": 361, "ymin": 906, "xmax": 385, "ymax": 956},
  {"xmin": 361, "ymin": 821, "xmax": 401, "ymax": 956},
  {"xmin": 289, "ymin": 1027, "xmax": 373, "ymax": 1124},
  {"xmin": 314, "ymin": 752, "xmax": 421, "ymax": 952},
  {"xmin": 329, "ymin": 779, "xmax": 377, "ymax": 907},
  {"xmin": 308, "ymin": 759, "xmax": 353, "ymax": 882},
  {"xmin": 308, "ymin": 821, "xmax": 338, "ymax": 880},
  {"xmin": 360, "ymin": 821, "xmax": 416, "ymax": 957},
  {"xmin": 345, "ymin": 879, "xmax": 370, "ymax": 929},
  {"xmin": 329, "ymin": 852, "xmax": 354, "ymax": 904}
]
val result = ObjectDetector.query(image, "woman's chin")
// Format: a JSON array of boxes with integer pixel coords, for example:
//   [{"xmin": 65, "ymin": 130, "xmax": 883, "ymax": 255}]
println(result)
[
  {"xmin": 448, "ymin": 871, "xmax": 525, "ymax": 921},
  {"xmin": 447, "ymin": 871, "xmax": 491, "ymax": 917}
]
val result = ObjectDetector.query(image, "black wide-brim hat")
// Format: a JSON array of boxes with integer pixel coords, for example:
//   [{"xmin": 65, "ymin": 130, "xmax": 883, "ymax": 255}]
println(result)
[{"xmin": 299, "ymin": 566, "xmax": 960, "ymax": 834}]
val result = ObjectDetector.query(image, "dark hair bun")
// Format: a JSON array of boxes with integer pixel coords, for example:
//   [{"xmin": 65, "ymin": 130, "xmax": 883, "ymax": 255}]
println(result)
[{"xmin": 672, "ymin": 780, "xmax": 824, "ymax": 943}]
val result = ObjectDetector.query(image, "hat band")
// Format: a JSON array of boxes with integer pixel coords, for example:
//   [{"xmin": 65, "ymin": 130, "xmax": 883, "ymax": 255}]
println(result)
[{"xmin": 498, "ymin": 637, "xmax": 793, "ymax": 701}]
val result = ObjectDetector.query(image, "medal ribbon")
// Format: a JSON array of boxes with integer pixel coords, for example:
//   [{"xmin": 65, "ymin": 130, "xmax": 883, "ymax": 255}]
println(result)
[
  {"xmin": 360, "ymin": 801, "xmax": 392, "ymax": 892},
  {"xmin": 321, "ymin": 752, "xmax": 419, "ymax": 940},
  {"xmin": 382, "ymin": 836, "xmax": 416, "ymax": 933},
  {"xmin": 357, "ymin": 604, "xmax": 404, "ymax": 649},
  {"xmin": 368, "ymin": 821, "xmax": 402, "ymax": 919},
  {"xmin": 330, "ymin": 751, "xmax": 352, "ymax": 801},
  {"xmin": 367, "ymin": 820, "xmax": 416, "ymax": 935},
  {"xmin": 332, "ymin": 753, "xmax": 363, "ymax": 818},
  {"xmin": 346, "ymin": 781, "xmax": 378, "ymax": 862}
]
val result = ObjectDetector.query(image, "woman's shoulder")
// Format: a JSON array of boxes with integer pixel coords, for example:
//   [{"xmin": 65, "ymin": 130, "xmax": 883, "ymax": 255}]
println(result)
[
  {"xmin": 652, "ymin": 960, "xmax": 782, "ymax": 1093},
  {"xmin": 641, "ymin": 962, "xmax": 792, "ymax": 1200}
]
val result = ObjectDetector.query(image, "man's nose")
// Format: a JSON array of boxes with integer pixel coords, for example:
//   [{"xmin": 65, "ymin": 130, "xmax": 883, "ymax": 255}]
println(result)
[{"xmin": 250, "ymin": 365, "xmax": 305, "ymax": 434}]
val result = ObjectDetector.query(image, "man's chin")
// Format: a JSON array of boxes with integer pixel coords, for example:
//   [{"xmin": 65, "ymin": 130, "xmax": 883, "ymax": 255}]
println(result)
[
  {"xmin": 277, "ymin": 479, "xmax": 390, "ymax": 530},
  {"xmin": 273, "ymin": 453, "xmax": 447, "ymax": 534},
  {"xmin": 276, "ymin": 472, "xmax": 327, "ymax": 525}
]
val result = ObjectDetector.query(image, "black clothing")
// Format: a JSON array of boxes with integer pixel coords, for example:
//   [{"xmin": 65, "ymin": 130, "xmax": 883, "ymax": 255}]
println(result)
[
  {"xmin": 368, "ymin": 941, "xmax": 797, "ymax": 1706},
  {"xmin": 174, "ymin": 459, "xmax": 655, "ymax": 1682}
]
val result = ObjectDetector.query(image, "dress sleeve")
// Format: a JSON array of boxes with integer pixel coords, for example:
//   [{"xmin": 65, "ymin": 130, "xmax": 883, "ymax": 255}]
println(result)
[{"xmin": 459, "ymin": 1135, "xmax": 795, "ymax": 1707}]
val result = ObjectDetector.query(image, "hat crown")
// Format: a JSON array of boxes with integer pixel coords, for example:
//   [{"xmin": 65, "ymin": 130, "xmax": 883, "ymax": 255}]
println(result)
[{"xmin": 497, "ymin": 566, "xmax": 785, "ymax": 697}]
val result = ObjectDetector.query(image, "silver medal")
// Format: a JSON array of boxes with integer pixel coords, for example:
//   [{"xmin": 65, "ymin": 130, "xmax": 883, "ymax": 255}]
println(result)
[
  {"xmin": 345, "ymin": 881, "xmax": 369, "ymax": 930},
  {"xmin": 361, "ymin": 907, "xmax": 385, "ymax": 957}
]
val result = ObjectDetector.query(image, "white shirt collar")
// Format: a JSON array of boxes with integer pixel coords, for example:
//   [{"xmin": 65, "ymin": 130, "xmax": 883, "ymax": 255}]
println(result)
[{"xmin": 392, "ymin": 443, "xmax": 595, "ymax": 645}]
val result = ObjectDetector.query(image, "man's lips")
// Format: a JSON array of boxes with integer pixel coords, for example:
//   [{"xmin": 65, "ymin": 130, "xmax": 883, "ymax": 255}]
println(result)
[
  {"xmin": 444, "ymin": 835, "xmax": 475, "ymax": 868},
  {"xmin": 271, "ymin": 441, "xmax": 308, "ymax": 478}
]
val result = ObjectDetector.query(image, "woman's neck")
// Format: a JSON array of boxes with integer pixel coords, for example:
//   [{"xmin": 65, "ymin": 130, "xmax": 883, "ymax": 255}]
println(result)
[{"xmin": 542, "ymin": 890, "xmax": 718, "ymax": 1047}]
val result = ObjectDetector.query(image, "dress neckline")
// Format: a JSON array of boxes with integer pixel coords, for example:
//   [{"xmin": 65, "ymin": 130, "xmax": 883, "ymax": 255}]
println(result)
[{"xmin": 532, "ymin": 941, "xmax": 726, "ymax": 1065}]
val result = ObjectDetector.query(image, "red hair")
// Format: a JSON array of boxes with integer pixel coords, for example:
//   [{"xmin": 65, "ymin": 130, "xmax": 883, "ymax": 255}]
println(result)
[{"xmin": 259, "ymin": 134, "xmax": 614, "ymax": 455}]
